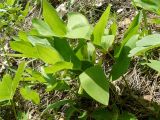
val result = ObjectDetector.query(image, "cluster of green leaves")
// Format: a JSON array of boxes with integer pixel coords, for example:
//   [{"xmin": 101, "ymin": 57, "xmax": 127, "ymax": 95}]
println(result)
[
  {"xmin": 4, "ymin": 0, "xmax": 142, "ymax": 119},
  {"xmin": 0, "ymin": 0, "xmax": 30, "ymax": 35},
  {"xmin": 131, "ymin": 0, "xmax": 160, "ymax": 75},
  {"xmin": 132, "ymin": 0, "xmax": 160, "ymax": 15},
  {"xmin": 0, "ymin": 0, "xmax": 36, "ymax": 119},
  {"xmin": 0, "ymin": 0, "xmax": 30, "ymax": 75},
  {"xmin": 1, "ymin": 0, "xmax": 160, "ymax": 119}
]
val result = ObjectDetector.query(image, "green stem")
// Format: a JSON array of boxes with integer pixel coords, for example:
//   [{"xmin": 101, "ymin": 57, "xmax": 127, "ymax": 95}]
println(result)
[
  {"xmin": 11, "ymin": 100, "xmax": 17, "ymax": 120},
  {"xmin": 142, "ymin": 10, "xmax": 149, "ymax": 35}
]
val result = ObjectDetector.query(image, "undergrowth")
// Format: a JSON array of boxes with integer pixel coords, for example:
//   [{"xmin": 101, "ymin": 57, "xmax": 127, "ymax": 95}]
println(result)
[{"xmin": 1, "ymin": 0, "xmax": 160, "ymax": 120}]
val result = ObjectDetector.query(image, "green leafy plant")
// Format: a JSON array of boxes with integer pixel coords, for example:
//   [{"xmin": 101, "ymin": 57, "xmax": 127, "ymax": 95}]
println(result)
[
  {"xmin": 132, "ymin": 0, "xmax": 160, "ymax": 15},
  {"xmin": 0, "ymin": 62, "xmax": 26, "ymax": 103},
  {"xmin": 3, "ymin": 0, "xmax": 148, "ymax": 119},
  {"xmin": 129, "ymin": 1, "xmax": 160, "ymax": 74},
  {"xmin": 0, "ymin": 0, "xmax": 30, "ymax": 34},
  {"xmin": 0, "ymin": 0, "xmax": 31, "ymax": 75}
]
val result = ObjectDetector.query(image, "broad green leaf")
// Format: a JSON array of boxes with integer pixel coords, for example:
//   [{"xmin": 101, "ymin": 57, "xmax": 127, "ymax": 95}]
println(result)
[
  {"xmin": 29, "ymin": 28, "xmax": 40, "ymax": 36},
  {"xmin": 81, "ymin": 61, "xmax": 94, "ymax": 71},
  {"xmin": 76, "ymin": 42, "xmax": 95, "ymax": 62},
  {"xmin": 12, "ymin": 62, "xmax": 26, "ymax": 94},
  {"xmin": 32, "ymin": 19, "xmax": 55, "ymax": 37},
  {"xmin": 28, "ymin": 36, "xmax": 50, "ymax": 46},
  {"xmin": 0, "ymin": 62, "xmax": 26, "ymax": 102},
  {"xmin": 111, "ymin": 35, "xmax": 139, "ymax": 81},
  {"xmin": 101, "ymin": 35, "xmax": 115, "ymax": 52},
  {"xmin": 115, "ymin": 12, "xmax": 142, "ymax": 58},
  {"xmin": 54, "ymin": 38, "xmax": 81, "ymax": 69},
  {"xmin": 133, "ymin": 0, "xmax": 160, "ymax": 15},
  {"xmin": 93, "ymin": 4, "xmax": 111, "ymax": 45},
  {"xmin": 109, "ymin": 22, "xmax": 118, "ymax": 36},
  {"xmin": 44, "ymin": 61, "xmax": 73, "ymax": 73},
  {"xmin": 10, "ymin": 41, "xmax": 38, "ymax": 58},
  {"xmin": 25, "ymin": 68, "xmax": 46, "ymax": 83},
  {"xmin": 10, "ymin": 41, "xmax": 63, "ymax": 64},
  {"xmin": 66, "ymin": 13, "xmax": 93, "ymax": 39},
  {"xmin": 18, "ymin": 31, "xmax": 28, "ymax": 41},
  {"xmin": 86, "ymin": 42, "xmax": 96, "ymax": 62},
  {"xmin": 35, "ymin": 44, "xmax": 63, "ymax": 64},
  {"xmin": 0, "ymin": 74, "xmax": 12, "ymax": 101},
  {"xmin": 42, "ymin": 99, "xmax": 72, "ymax": 115},
  {"xmin": 20, "ymin": 87, "xmax": 40, "ymax": 104},
  {"xmin": 136, "ymin": 34, "xmax": 160, "ymax": 47},
  {"xmin": 43, "ymin": 0, "xmax": 67, "ymax": 36},
  {"xmin": 79, "ymin": 66, "xmax": 109, "ymax": 105},
  {"xmin": 124, "ymin": 12, "xmax": 142, "ymax": 38},
  {"xmin": 7, "ymin": 0, "xmax": 15, "ymax": 6},
  {"xmin": 66, "ymin": 26, "xmax": 92, "ymax": 40},
  {"xmin": 67, "ymin": 13, "xmax": 89, "ymax": 28},
  {"xmin": 143, "ymin": 60, "xmax": 160, "ymax": 73},
  {"xmin": 129, "ymin": 34, "xmax": 160, "ymax": 57}
]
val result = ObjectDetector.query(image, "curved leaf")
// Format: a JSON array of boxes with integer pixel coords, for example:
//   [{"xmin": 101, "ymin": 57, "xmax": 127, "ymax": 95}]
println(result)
[
  {"xmin": 115, "ymin": 12, "xmax": 142, "ymax": 58},
  {"xmin": 43, "ymin": 0, "xmax": 67, "ymax": 36},
  {"xmin": 0, "ymin": 62, "xmax": 26, "ymax": 102},
  {"xmin": 20, "ymin": 87, "xmax": 40, "ymax": 104},
  {"xmin": 101, "ymin": 35, "xmax": 115, "ymax": 52},
  {"xmin": 10, "ymin": 41, "xmax": 63, "ymax": 64},
  {"xmin": 54, "ymin": 38, "xmax": 81, "ymax": 69},
  {"xmin": 42, "ymin": 99, "xmax": 72, "ymax": 115},
  {"xmin": 28, "ymin": 36, "xmax": 50, "ymax": 46},
  {"xmin": 93, "ymin": 4, "xmax": 111, "ymax": 45},
  {"xmin": 143, "ymin": 60, "xmax": 160, "ymax": 73},
  {"xmin": 32, "ymin": 19, "xmax": 55, "ymax": 37},
  {"xmin": 0, "ymin": 74, "xmax": 12, "ymax": 101},
  {"xmin": 12, "ymin": 62, "xmax": 26, "ymax": 94},
  {"xmin": 44, "ymin": 61, "xmax": 73, "ymax": 73},
  {"xmin": 129, "ymin": 34, "xmax": 160, "ymax": 56},
  {"xmin": 35, "ymin": 44, "xmax": 63, "ymax": 64},
  {"xmin": 79, "ymin": 66, "xmax": 109, "ymax": 105},
  {"xmin": 111, "ymin": 35, "xmax": 139, "ymax": 81},
  {"xmin": 66, "ymin": 13, "xmax": 93, "ymax": 39},
  {"xmin": 133, "ymin": 0, "xmax": 160, "ymax": 15}
]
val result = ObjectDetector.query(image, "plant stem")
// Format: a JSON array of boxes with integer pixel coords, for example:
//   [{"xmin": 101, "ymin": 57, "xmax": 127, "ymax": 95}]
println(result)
[
  {"xmin": 11, "ymin": 100, "xmax": 17, "ymax": 120},
  {"xmin": 143, "ymin": 10, "xmax": 149, "ymax": 35}
]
